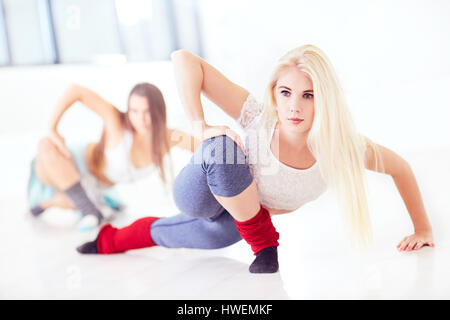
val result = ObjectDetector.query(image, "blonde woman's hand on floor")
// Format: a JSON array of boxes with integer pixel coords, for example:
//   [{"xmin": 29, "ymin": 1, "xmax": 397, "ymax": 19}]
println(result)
[{"xmin": 397, "ymin": 230, "xmax": 434, "ymax": 251}]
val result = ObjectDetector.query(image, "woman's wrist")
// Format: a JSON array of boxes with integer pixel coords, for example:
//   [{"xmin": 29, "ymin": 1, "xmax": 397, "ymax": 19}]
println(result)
[
  {"xmin": 191, "ymin": 119, "xmax": 207, "ymax": 137},
  {"xmin": 414, "ymin": 225, "xmax": 432, "ymax": 234},
  {"xmin": 48, "ymin": 113, "xmax": 62, "ymax": 132},
  {"xmin": 48, "ymin": 124, "xmax": 58, "ymax": 134}
]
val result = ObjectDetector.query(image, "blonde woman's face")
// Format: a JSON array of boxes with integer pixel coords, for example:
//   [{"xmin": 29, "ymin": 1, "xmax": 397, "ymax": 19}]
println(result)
[
  {"xmin": 274, "ymin": 66, "xmax": 314, "ymax": 134},
  {"xmin": 128, "ymin": 94, "xmax": 152, "ymax": 134}
]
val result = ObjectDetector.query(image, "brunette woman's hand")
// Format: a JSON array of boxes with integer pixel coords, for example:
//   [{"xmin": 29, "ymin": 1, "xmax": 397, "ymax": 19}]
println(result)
[
  {"xmin": 48, "ymin": 130, "xmax": 72, "ymax": 159},
  {"xmin": 193, "ymin": 121, "xmax": 246, "ymax": 153},
  {"xmin": 397, "ymin": 230, "xmax": 435, "ymax": 251}
]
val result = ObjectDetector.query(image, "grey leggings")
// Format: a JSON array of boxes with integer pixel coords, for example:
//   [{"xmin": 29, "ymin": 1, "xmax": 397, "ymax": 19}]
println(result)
[{"xmin": 150, "ymin": 135, "xmax": 254, "ymax": 249}]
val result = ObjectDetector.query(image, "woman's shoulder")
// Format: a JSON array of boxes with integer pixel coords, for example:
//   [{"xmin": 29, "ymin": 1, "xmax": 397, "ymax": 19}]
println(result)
[
  {"xmin": 236, "ymin": 94, "xmax": 267, "ymax": 130},
  {"xmin": 104, "ymin": 125, "xmax": 129, "ymax": 150}
]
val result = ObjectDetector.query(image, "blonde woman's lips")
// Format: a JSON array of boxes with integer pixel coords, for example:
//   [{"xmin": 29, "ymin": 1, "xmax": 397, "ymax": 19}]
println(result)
[{"xmin": 288, "ymin": 118, "xmax": 303, "ymax": 124}]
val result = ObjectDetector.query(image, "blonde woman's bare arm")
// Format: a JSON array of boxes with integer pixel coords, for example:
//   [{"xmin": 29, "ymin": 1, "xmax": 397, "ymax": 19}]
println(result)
[
  {"xmin": 365, "ymin": 143, "xmax": 434, "ymax": 251},
  {"xmin": 171, "ymin": 49, "xmax": 247, "ymax": 151}
]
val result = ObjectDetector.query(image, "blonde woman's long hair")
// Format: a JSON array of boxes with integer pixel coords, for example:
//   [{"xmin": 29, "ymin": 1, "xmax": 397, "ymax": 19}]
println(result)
[{"xmin": 264, "ymin": 44, "xmax": 381, "ymax": 248}]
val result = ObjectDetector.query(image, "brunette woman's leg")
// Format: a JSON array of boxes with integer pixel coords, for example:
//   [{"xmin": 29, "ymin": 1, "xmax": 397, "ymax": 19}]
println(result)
[{"xmin": 32, "ymin": 137, "xmax": 103, "ymax": 225}]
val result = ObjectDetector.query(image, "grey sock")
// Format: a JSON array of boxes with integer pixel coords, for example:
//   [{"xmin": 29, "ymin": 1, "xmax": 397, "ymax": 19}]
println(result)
[
  {"xmin": 30, "ymin": 205, "xmax": 45, "ymax": 217},
  {"xmin": 64, "ymin": 182, "xmax": 103, "ymax": 220},
  {"xmin": 76, "ymin": 239, "xmax": 99, "ymax": 254},
  {"xmin": 249, "ymin": 246, "xmax": 279, "ymax": 273}
]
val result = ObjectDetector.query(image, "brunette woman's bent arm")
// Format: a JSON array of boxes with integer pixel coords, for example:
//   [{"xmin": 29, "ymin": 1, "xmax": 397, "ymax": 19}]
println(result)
[{"xmin": 47, "ymin": 84, "xmax": 122, "ymax": 156}]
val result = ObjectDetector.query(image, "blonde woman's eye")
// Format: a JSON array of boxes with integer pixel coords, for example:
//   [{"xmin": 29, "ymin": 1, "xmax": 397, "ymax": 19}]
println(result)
[
  {"xmin": 303, "ymin": 93, "xmax": 313, "ymax": 99},
  {"xmin": 281, "ymin": 90, "xmax": 290, "ymax": 97}
]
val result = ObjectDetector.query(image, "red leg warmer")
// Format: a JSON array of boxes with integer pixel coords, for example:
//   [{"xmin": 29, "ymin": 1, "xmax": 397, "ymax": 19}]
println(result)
[
  {"xmin": 234, "ymin": 205, "xmax": 279, "ymax": 255},
  {"xmin": 96, "ymin": 217, "xmax": 159, "ymax": 254}
]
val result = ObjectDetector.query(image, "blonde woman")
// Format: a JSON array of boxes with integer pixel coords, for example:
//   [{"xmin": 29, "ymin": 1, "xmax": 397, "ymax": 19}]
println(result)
[
  {"xmin": 77, "ymin": 45, "xmax": 434, "ymax": 274},
  {"xmin": 28, "ymin": 83, "xmax": 198, "ymax": 230}
]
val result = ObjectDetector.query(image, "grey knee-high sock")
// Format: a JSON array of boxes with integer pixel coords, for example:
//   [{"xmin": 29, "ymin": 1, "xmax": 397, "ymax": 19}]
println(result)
[
  {"xmin": 30, "ymin": 205, "xmax": 45, "ymax": 217},
  {"xmin": 64, "ymin": 182, "xmax": 103, "ymax": 220}
]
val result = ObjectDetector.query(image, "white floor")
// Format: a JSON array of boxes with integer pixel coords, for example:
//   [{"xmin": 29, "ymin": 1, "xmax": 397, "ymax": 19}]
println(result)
[{"xmin": 1, "ymin": 133, "xmax": 449, "ymax": 300}]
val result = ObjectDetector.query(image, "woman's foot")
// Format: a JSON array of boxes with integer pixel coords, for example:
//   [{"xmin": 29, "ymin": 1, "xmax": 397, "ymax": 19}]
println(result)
[
  {"xmin": 76, "ymin": 238, "xmax": 99, "ymax": 254},
  {"xmin": 76, "ymin": 214, "xmax": 102, "ymax": 232},
  {"xmin": 249, "ymin": 246, "xmax": 279, "ymax": 273},
  {"xmin": 30, "ymin": 205, "xmax": 45, "ymax": 217}
]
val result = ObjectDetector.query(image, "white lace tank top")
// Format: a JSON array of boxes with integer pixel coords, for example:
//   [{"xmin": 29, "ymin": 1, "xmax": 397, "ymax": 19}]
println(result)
[
  {"xmin": 237, "ymin": 94, "xmax": 327, "ymax": 211},
  {"xmin": 103, "ymin": 130, "xmax": 170, "ymax": 184}
]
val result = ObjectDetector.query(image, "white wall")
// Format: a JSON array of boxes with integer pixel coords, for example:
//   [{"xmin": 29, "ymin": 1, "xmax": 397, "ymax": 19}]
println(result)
[{"xmin": 197, "ymin": 0, "xmax": 450, "ymax": 150}]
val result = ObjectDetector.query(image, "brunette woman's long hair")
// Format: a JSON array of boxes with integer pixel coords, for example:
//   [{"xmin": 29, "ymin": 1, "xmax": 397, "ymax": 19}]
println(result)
[{"xmin": 89, "ymin": 83, "xmax": 171, "ymax": 185}]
